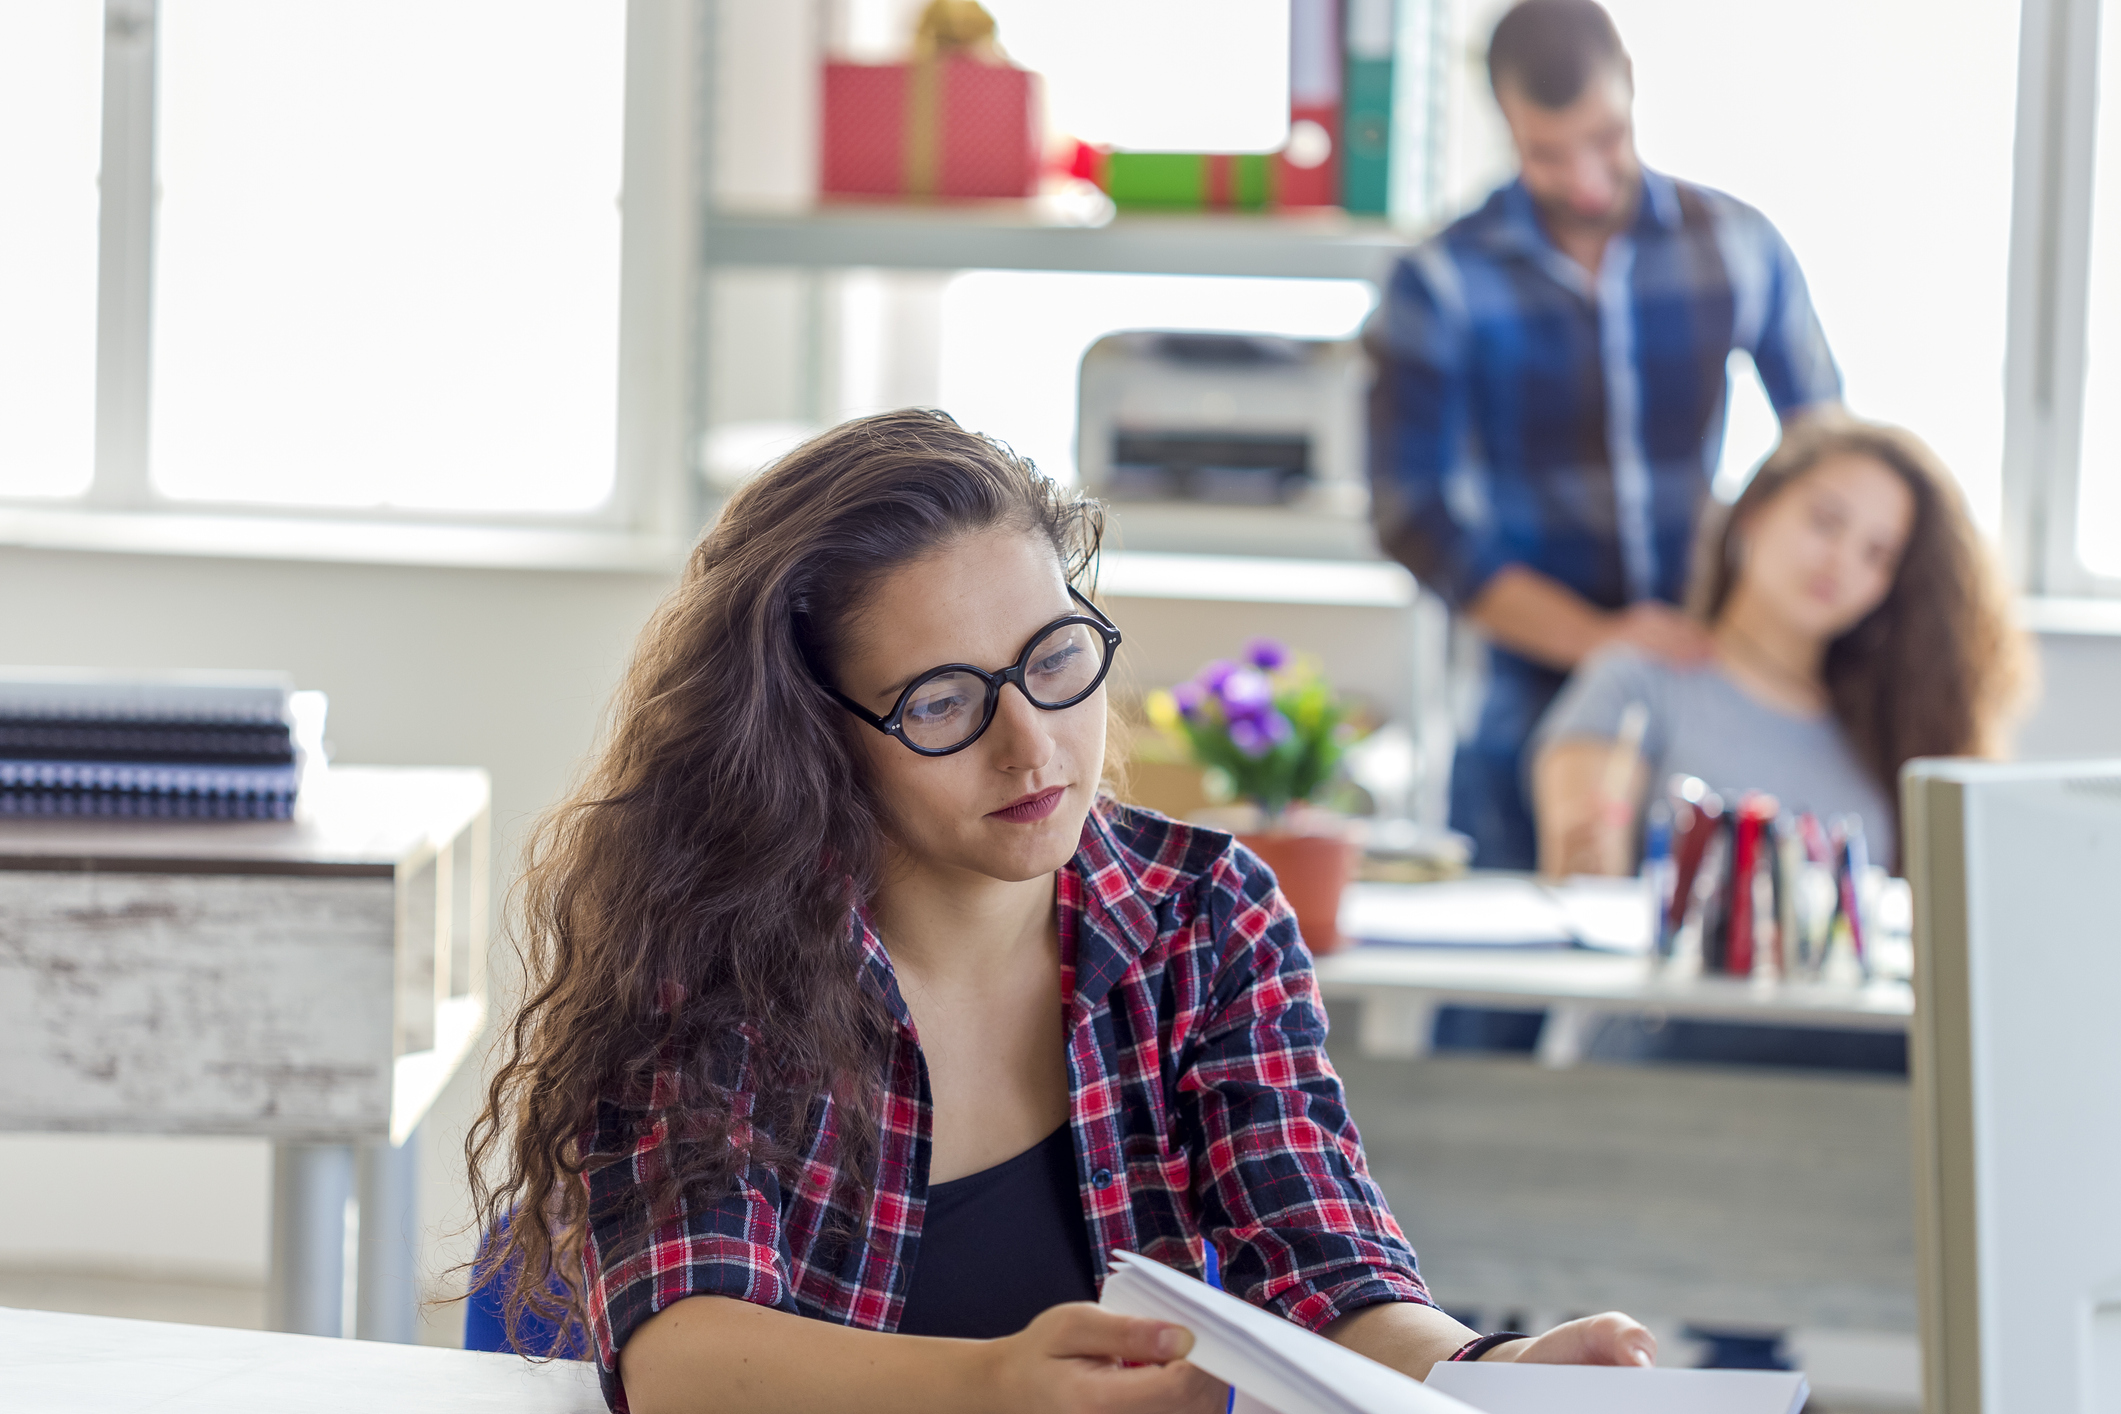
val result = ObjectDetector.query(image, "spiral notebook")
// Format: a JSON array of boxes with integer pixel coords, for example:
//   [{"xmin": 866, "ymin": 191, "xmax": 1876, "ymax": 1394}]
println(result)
[{"xmin": 0, "ymin": 668, "xmax": 311, "ymax": 819}]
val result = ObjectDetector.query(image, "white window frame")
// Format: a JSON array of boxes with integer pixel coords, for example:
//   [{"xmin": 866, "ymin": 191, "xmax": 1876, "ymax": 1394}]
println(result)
[
  {"xmin": 2004, "ymin": 0, "xmax": 2121, "ymax": 596},
  {"xmin": 2, "ymin": 0, "xmax": 703, "ymax": 567}
]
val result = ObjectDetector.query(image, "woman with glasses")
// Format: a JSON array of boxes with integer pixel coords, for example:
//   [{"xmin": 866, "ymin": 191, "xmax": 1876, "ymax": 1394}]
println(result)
[{"xmin": 469, "ymin": 410, "xmax": 1654, "ymax": 1414}]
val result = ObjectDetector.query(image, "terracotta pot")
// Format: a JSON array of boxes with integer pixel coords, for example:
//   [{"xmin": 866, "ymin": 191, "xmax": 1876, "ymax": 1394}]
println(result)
[{"xmin": 1238, "ymin": 830, "xmax": 1360, "ymax": 954}]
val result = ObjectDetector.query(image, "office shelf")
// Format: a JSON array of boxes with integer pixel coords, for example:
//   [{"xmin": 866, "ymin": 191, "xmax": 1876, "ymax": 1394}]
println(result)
[
  {"xmin": 701, "ymin": 204, "xmax": 1413, "ymax": 282},
  {"xmin": 1101, "ymin": 551, "xmax": 1413, "ymax": 608}
]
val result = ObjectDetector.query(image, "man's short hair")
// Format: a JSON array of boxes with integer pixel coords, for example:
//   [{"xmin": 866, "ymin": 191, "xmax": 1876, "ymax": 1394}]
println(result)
[{"xmin": 1487, "ymin": 0, "xmax": 1631, "ymax": 109}]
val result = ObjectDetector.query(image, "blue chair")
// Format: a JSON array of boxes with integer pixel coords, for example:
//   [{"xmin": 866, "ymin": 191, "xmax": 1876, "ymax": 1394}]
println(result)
[
  {"xmin": 466, "ymin": 1220, "xmax": 1224, "ymax": 1357},
  {"xmin": 464, "ymin": 1214, "xmax": 586, "ymax": 1358}
]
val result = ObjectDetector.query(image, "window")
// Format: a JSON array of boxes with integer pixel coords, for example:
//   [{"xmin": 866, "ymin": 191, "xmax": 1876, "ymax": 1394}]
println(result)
[
  {"xmin": 2074, "ymin": 0, "xmax": 2121, "ymax": 574},
  {"xmin": 1, "ymin": 0, "xmax": 679, "ymax": 535},
  {"xmin": 1604, "ymin": 0, "xmax": 2022, "ymax": 527},
  {"xmin": 149, "ymin": 1, "xmax": 627, "ymax": 514},
  {"xmin": 2000, "ymin": 0, "xmax": 2121, "ymax": 594},
  {"xmin": 0, "ymin": 1, "xmax": 103, "ymax": 499},
  {"xmin": 977, "ymin": 0, "xmax": 1290, "ymax": 153}
]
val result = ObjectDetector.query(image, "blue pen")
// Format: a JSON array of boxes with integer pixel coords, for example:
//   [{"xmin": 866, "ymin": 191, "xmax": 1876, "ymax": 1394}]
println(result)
[
  {"xmin": 1841, "ymin": 817, "xmax": 1871, "ymax": 975},
  {"xmin": 1642, "ymin": 800, "xmax": 1674, "ymax": 958}
]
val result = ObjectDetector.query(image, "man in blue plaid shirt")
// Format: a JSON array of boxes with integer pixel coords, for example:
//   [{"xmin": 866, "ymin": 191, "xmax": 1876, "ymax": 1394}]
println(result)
[{"xmin": 1367, "ymin": 0, "xmax": 1842, "ymax": 868}]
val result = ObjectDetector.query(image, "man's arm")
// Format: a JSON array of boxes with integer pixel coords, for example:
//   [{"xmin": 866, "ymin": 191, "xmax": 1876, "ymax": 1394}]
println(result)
[
  {"xmin": 1368, "ymin": 256, "xmax": 1711, "ymax": 670},
  {"xmin": 1365, "ymin": 252, "xmax": 1499, "ymax": 608},
  {"xmin": 1739, "ymin": 206, "xmax": 1843, "ymax": 418},
  {"xmin": 1466, "ymin": 564, "xmax": 1710, "ymax": 670}
]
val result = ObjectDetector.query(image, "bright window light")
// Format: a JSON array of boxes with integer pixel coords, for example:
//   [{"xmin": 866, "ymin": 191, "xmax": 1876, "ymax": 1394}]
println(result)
[
  {"xmin": 2076, "ymin": 0, "xmax": 2121, "ymax": 576},
  {"xmin": 936, "ymin": 272, "xmax": 1376, "ymax": 483},
  {"xmin": 980, "ymin": 0, "xmax": 1290, "ymax": 153},
  {"xmin": 1604, "ymin": 0, "xmax": 2019, "ymax": 529},
  {"xmin": 0, "ymin": 1, "xmax": 102, "ymax": 499},
  {"xmin": 150, "ymin": 1, "xmax": 626, "ymax": 513}
]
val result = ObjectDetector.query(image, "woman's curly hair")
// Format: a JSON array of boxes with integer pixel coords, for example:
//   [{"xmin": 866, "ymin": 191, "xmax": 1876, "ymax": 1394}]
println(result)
[
  {"xmin": 1689, "ymin": 412, "xmax": 2031, "ymax": 853},
  {"xmin": 463, "ymin": 410, "xmax": 1105, "ymax": 1352}
]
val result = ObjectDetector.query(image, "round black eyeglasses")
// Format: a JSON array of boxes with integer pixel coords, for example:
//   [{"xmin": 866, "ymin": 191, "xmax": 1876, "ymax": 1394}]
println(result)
[{"xmin": 826, "ymin": 586, "xmax": 1123, "ymax": 756}]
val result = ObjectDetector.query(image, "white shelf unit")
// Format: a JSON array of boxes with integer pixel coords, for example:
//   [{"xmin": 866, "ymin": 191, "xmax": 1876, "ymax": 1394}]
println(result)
[
  {"xmin": 699, "ymin": 206, "xmax": 1412, "ymax": 282},
  {"xmin": 694, "ymin": 203, "xmax": 1414, "ymax": 574}
]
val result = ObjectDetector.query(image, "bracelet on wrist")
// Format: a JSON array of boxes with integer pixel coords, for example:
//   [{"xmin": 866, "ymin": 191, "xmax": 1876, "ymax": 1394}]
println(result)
[{"xmin": 1448, "ymin": 1331, "xmax": 1529, "ymax": 1362}]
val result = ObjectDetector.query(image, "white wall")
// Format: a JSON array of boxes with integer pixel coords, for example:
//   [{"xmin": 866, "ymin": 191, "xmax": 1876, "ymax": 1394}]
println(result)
[
  {"xmin": 2014, "ymin": 629, "xmax": 2121, "ymax": 761},
  {"xmin": 0, "ymin": 544, "xmax": 674, "ymax": 1338}
]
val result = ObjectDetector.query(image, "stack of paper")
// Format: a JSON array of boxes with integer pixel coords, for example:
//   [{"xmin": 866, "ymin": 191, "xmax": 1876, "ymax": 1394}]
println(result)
[
  {"xmin": 1339, "ymin": 879, "xmax": 1577, "ymax": 950},
  {"xmin": 1425, "ymin": 1361, "xmax": 1809, "ymax": 1413},
  {"xmin": 1099, "ymin": 1251, "xmax": 1811, "ymax": 1414},
  {"xmin": 1099, "ymin": 1251, "xmax": 1478, "ymax": 1414},
  {"xmin": 0, "ymin": 669, "xmax": 314, "ymax": 820},
  {"xmin": 1339, "ymin": 876, "xmax": 1655, "ymax": 953}
]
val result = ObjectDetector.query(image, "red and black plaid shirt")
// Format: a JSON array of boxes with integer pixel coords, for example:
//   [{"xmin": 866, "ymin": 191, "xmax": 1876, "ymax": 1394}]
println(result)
[{"xmin": 580, "ymin": 803, "xmax": 1432, "ymax": 1410}]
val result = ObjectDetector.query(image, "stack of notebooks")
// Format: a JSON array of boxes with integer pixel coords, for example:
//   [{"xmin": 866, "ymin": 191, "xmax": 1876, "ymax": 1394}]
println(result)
[
  {"xmin": 1100, "ymin": 1251, "xmax": 1809, "ymax": 1414},
  {"xmin": 0, "ymin": 670, "xmax": 315, "ymax": 821}
]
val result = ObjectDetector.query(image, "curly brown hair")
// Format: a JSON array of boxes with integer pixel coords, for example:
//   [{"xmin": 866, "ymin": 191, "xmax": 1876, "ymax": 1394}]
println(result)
[
  {"xmin": 1687, "ymin": 413, "xmax": 2030, "ymax": 848},
  {"xmin": 464, "ymin": 409, "xmax": 1107, "ymax": 1352}
]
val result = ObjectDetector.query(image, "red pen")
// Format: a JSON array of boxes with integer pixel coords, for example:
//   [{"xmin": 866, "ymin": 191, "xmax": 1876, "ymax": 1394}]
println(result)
[{"xmin": 1727, "ymin": 793, "xmax": 1780, "ymax": 977}]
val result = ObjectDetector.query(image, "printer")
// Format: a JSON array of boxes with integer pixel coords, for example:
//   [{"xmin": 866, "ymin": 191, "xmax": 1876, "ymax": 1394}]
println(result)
[{"xmin": 1076, "ymin": 331, "xmax": 1368, "ymax": 521}]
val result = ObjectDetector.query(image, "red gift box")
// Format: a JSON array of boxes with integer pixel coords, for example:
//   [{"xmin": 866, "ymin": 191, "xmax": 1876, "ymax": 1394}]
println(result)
[{"xmin": 821, "ymin": 58, "xmax": 1042, "ymax": 200}]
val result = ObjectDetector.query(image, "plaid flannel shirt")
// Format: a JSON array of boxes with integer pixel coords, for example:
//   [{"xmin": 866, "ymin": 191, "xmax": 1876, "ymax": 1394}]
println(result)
[
  {"xmin": 580, "ymin": 802, "xmax": 1431, "ymax": 1411},
  {"xmin": 1364, "ymin": 167, "xmax": 1842, "ymax": 866}
]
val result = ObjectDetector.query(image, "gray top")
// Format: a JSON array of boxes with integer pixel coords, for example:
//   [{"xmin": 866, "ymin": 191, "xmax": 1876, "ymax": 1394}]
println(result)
[{"xmin": 1534, "ymin": 645, "xmax": 1897, "ymax": 868}]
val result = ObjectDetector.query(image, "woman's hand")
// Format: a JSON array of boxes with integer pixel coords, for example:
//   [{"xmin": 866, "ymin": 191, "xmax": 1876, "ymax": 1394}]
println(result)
[
  {"xmin": 982, "ymin": 1303, "xmax": 1228, "ymax": 1414},
  {"xmin": 1485, "ymin": 1311, "xmax": 1657, "ymax": 1367}
]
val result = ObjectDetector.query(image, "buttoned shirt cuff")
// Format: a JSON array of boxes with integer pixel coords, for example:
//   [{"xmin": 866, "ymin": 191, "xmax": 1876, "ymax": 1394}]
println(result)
[{"xmin": 1266, "ymin": 1268, "xmax": 1436, "ymax": 1334}]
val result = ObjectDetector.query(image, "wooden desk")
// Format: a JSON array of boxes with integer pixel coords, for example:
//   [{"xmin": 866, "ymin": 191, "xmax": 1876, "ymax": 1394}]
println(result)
[
  {"xmin": 0, "ymin": 1306, "xmax": 600, "ymax": 1414},
  {"xmin": 1313, "ymin": 946, "xmax": 1913, "ymax": 1067},
  {"xmin": 0, "ymin": 767, "xmax": 490, "ymax": 1343}
]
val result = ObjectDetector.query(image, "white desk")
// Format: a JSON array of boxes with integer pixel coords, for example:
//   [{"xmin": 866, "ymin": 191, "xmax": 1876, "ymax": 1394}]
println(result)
[
  {"xmin": 0, "ymin": 1306, "xmax": 601, "ymax": 1413},
  {"xmin": 1314, "ymin": 946, "xmax": 1913, "ymax": 1067},
  {"xmin": 0, "ymin": 767, "xmax": 490, "ymax": 1343}
]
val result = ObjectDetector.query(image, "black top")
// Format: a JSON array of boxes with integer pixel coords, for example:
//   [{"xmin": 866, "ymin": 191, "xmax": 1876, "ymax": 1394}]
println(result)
[{"xmin": 894, "ymin": 1122, "xmax": 1100, "ymax": 1338}]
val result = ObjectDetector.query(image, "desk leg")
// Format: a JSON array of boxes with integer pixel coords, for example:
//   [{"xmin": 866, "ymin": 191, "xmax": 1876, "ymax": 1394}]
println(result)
[
  {"xmin": 267, "ymin": 1142, "xmax": 355, "ymax": 1336},
  {"xmin": 1359, "ymin": 993, "xmax": 1438, "ymax": 1060},
  {"xmin": 1535, "ymin": 1003, "xmax": 1603, "ymax": 1069},
  {"xmin": 356, "ymin": 1129, "xmax": 420, "ymax": 1343}
]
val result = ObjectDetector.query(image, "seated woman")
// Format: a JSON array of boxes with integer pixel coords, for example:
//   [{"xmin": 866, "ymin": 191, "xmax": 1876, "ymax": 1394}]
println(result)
[
  {"xmin": 1532, "ymin": 415, "xmax": 2026, "ymax": 877},
  {"xmin": 469, "ymin": 410, "xmax": 1654, "ymax": 1413}
]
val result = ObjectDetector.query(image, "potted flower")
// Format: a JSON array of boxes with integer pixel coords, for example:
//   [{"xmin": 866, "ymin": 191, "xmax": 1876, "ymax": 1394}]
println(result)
[{"xmin": 1145, "ymin": 639, "xmax": 1364, "ymax": 953}]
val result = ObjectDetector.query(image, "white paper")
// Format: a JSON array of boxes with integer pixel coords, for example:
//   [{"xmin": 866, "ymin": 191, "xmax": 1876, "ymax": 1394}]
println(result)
[
  {"xmin": 1338, "ymin": 877, "xmax": 1657, "ymax": 953},
  {"xmin": 1547, "ymin": 876, "xmax": 1658, "ymax": 954},
  {"xmin": 1339, "ymin": 879, "xmax": 1575, "ymax": 948},
  {"xmin": 1098, "ymin": 1251, "xmax": 1482, "ymax": 1414},
  {"xmin": 1423, "ymin": 1360, "xmax": 1809, "ymax": 1414}
]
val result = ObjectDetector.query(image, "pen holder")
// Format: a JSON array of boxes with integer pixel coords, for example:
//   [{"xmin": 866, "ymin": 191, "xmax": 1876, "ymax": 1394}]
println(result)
[{"xmin": 1654, "ymin": 776, "xmax": 1871, "ymax": 984}]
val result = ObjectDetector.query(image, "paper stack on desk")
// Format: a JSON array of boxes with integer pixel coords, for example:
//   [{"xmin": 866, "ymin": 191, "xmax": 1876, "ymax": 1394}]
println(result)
[
  {"xmin": 1100, "ymin": 1250, "xmax": 1478, "ymax": 1414},
  {"xmin": 1100, "ymin": 1250, "xmax": 1810, "ymax": 1414},
  {"xmin": 1426, "ymin": 1360, "xmax": 1808, "ymax": 1413},
  {"xmin": 0, "ymin": 669, "xmax": 316, "ymax": 820},
  {"xmin": 1340, "ymin": 876, "xmax": 1655, "ymax": 953}
]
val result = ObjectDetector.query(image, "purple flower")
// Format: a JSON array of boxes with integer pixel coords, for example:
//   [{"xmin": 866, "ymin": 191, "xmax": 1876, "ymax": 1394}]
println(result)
[
  {"xmin": 1227, "ymin": 709, "xmax": 1293, "ymax": 759},
  {"xmin": 1171, "ymin": 681, "xmax": 1206, "ymax": 717},
  {"xmin": 1199, "ymin": 659, "xmax": 1240, "ymax": 692},
  {"xmin": 1217, "ymin": 668, "xmax": 1274, "ymax": 716},
  {"xmin": 1244, "ymin": 637, "xmax": 1289, "ymax": 671}
]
